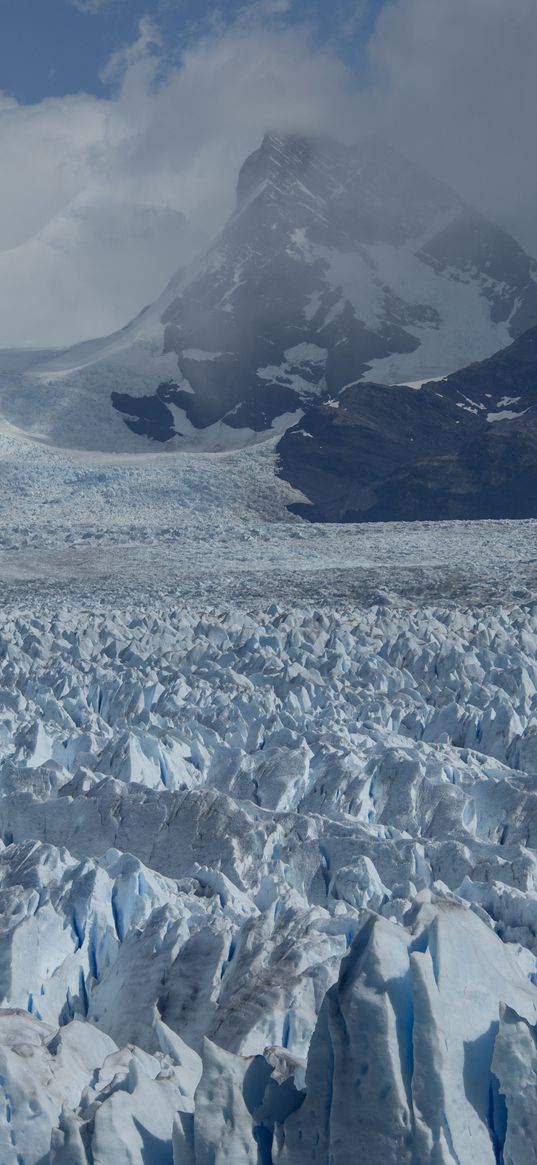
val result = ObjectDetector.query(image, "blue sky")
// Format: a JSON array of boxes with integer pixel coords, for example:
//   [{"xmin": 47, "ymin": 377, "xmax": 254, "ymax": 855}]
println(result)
[{"xmin": 0, "ymin": 0, "xmax": 386, "ymax": 103}]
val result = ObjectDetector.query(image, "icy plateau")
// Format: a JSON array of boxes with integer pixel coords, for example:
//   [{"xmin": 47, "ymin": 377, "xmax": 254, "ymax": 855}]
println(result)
[{"xmin": 0, "ymin": 428, "xmax": 536, "ymax": 1164}]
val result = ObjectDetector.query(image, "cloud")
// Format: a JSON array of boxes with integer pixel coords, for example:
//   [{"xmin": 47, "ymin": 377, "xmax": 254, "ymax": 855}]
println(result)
[
  {"xmin": 100, "ymin": 16, "xmax": 162, "ymax": 84},
  {"xmin": 118, "ymin": 21, "xmax": 354, "ymax": 227},
  {"xmin": 241, "ymin": 0, "xmax": 294, "ymax": 16},
  {"xmin": 0, "ymin": 0, "xmax": 536, "ymax": 348},
  {"xmin": 0, "ymin": 91, "xmax": 115, "ymax": 252},
  {"xmin": 68, "ymin": 0, "xmax": 110, "ymax": 12},
  {"xmin": 0, "ymin": 196, "xmax": 192, "ymax": 349},
  {"xmin": 0, "ymin": 17, "xmax": 353, "ymax": 346},
  {"xmin": 362, "ymin": 0, "xmax": 537, "ymax": 255}
]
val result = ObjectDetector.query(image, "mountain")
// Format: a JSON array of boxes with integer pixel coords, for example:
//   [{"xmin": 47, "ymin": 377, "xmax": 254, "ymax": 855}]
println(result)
[
  {"xmin": 1, "ymin": 132, "xmax": 537, "ymax": 452},
  {"xmin": 277, "ymin": 325, "xmax": 537, "ymax": 522}
]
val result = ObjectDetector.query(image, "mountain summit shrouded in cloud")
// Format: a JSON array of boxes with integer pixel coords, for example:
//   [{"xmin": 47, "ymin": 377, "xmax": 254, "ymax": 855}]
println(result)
[
  {"xmin": 0, "ymin": 0, "xmax": 536, "ymax": 347},
  {"xmin": 0, "ymin": 131, "xmax": 536, "ymax": 465},
  {"xmin": 0, "ymin": 17, "xmax": 352, "ymax": 347}
]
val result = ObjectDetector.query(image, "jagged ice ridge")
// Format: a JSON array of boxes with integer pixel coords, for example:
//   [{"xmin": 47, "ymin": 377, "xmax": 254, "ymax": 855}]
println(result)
[{"xmin": 0, "ymin": 603, "xmax": 537, "ymax": 1161}]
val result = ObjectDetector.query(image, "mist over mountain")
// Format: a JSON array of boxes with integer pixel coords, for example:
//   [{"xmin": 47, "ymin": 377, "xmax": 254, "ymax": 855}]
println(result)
[
  {"xmin": 1, "ymin": 131, "xmax": 537, "ymax": 468},
  {"xmin": 0, "ymin": 197, "xmax": 193, "ymax": 348}
]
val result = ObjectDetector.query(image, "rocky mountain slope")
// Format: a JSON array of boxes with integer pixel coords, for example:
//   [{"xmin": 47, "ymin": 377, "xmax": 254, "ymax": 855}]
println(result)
[
  {"xmin": 1, "ymin": 133, "xmax": 537, "ymax": 453},
  {"xmin": 277, "ymin": 324, "xmax": 537, "ymax": 522}
]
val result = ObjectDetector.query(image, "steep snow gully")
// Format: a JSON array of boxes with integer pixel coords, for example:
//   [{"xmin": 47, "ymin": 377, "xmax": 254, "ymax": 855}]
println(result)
[{"xmin": 1, "ymin": 602, "xmax": 537, "ymax": 1161}]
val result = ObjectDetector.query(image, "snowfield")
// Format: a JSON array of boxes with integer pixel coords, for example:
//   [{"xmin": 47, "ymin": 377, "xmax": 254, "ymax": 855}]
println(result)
[{"xmin": 0, "ymin": 430, "xmax": 537, "ymax": 1162}]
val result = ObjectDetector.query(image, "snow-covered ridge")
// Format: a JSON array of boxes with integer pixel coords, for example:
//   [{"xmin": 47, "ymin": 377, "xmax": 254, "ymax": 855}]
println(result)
[{"xmin": 2, "ymin": 602, "xmax": 537, "ymax": 1162}]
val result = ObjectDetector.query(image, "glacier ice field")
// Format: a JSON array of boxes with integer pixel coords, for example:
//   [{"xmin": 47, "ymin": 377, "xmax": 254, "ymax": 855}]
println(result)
[{"xmin": 0, "ymin": 431, "xmax": 536, "ymax": 1162}]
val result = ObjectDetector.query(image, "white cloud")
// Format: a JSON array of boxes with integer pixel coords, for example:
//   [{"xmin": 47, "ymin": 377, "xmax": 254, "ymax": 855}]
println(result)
[
  {"xmin": 241, "ymin": 0, "xmax": 294, "ymax": 16},
  {"xmin": 100, "ymin": 16, "xmax": 162, "ymax": 85},
  {"xmin": 363, "ymin": 0, "xmax": 537, "ymax": 255},
  {"xmin": 0, "ymin": 19, "xmax": 352, "ymax": 346},
  {"xmin": 0, "ymin": 92, "xmax": 114, "ymax": 252},
  {"xmin": 68, "ymin": 0, "xmax": 112, "ymax": 12}
]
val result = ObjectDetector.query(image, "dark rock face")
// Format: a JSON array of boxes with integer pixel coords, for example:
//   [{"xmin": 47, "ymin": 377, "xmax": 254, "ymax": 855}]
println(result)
[
  {"xmin": 110, "ymin": 133, "xmax": 537, "ymax": 443},
  {"xmin": 112, "ymin": 385, "xmax": 177, "ymax": 442},
  {"xmin": 277, "ymin": 326, "xmax": 537, "ymax": 522},
  {"xmin": 432, "ymin": 323, "xmax": 537, "ymax": 413}
]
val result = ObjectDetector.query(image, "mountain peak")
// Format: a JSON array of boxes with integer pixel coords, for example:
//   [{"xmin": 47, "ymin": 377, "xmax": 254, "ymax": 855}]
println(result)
[
  {"xmin": 235, "ymin": 130, "xmax": 320, "ymax": 211},
  {"xmin": 233, "ymin": 131, "xmax": 461, "ymax": 247},
  {"xmin": 4, "ymin": 135, "xmax": 537, "ymax": 454}
]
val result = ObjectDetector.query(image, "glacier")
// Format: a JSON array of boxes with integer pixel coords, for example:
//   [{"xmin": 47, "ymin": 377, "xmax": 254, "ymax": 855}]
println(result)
[
  {"xmin": 0, "ymin": 420, "xmax": 534, "ymax": 1161},
  {"xmin": 1, "ymin": 597, "xmax": 537, "ymax": 1162}
]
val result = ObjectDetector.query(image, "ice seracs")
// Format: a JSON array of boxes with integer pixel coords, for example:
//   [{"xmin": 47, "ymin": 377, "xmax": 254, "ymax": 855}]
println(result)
[
  {"xmin": 0, "ymin": 1008, "xmax": 200, "ymax": 1165},
  {"xmin": 0, "ymin": 604, "xmax": 537, "ymax": 1160},
  {"xmin": 277, "ymin": 896, "xmax": 537, "ymax": 1165}
]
